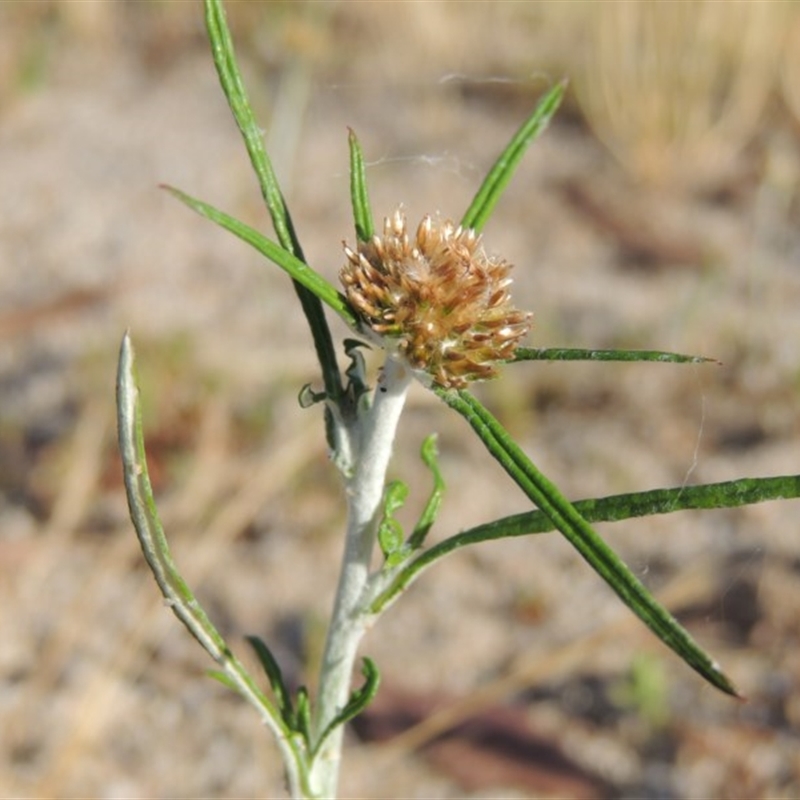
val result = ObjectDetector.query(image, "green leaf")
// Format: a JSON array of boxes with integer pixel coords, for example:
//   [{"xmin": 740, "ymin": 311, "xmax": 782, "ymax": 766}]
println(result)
[
  {"xmin": 117, "ymin": 333, "xmax": 230, "ymax": 656},
  {"xmin": 312, "ymin": 658, "xmax": 380, "ymax": 758},
  {"xmin": 343, "ymin": 338, "xmax": 371, "ymax": 410},
  {"xmin": 407, "ymin": 434, "xmax": 446, "ymax": 550},
  {"xmin": 378, "ymin": 518, "xmax": 405, "ymax": 564},
  {"xmin": 294, "ymin": 686, "xmax": 313, "ymax": 746},
  {"xmin": 203, "ymin": 0, "xmax": 343, "ymax": 408},
  {"xmin": 349, "ymin": 128, "xmax": 375, "ymax": 243},
  {"xmin": 246, "ymin": 635, "xmax": 293, "ymax": 722},
  {"xmin": 164, "ymin": 185, "xmax": 358, "ymax": 330},
  {"xmin": 461, "ymin": 80, "xmax": 566, "ymax": 233},
  {"xmin": 460, "ymin": 473, "xmax": 800, "ymax": 541},
  {"xmin": 298, "ymin": 383, "xmax": 327, "ymax": 409},
  {"xmin": 207, "ymin": 670, "xmax": 238, "ymax": 692},
  {"xmin": 383, "ymin": 480, "xmax": 409, "ymax": 517},
  {"xmin": 378, "ymin": 480, "xmax": 409, "ymax": 562},
  {"xmin": 434, "ymin": 388, "xmax": 741, "ymax": 698},
  {"xmin": 373, "ymin": 473, "xmax": 800, "ymax": 610},
  {"xmin": 513, "ymin": 347, "xmax": 717, "ymax": 364},
  {"xmin": 204, "ymin": 0, "xmax": 296, "ymax": 251},
  {"xmin": 115, "ymin": 332, "xmax": 293, "ymax": 729}
]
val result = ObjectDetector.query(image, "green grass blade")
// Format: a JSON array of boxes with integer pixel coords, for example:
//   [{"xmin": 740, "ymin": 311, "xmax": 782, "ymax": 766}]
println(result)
[
  {"xmin": 433, "ymin": 388, "xmax": 741, "ymax": 697},
  {"xmin": 165, "ymin": 185, "xmax": 358, "ymax": 329},
  {"xmin": 373, "ymin": 473, "xmax": 800, "ymax": 608},
  {"xmin": 349, "ymin": 128, "xmax": 375, "ymax": 243},
  {"xmin": 461, "ymin": 81, "xmax": 566, "ymax": 233},
  {"xmin": 203, "ymin": 0, "xmax": 342, "ymax": 401},
  {"xmin": 514, "ymin": 347, "xmax": 717, "ymax": 364}
]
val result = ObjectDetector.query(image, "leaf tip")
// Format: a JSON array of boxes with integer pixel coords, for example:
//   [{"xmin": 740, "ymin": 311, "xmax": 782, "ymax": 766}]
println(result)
[
  {"xmin": 118, "ymin": 329, "xmax": 135, "ymax": 382},
  {"xmin": 709, "ymin": 660, "xmax": 744, "ymax": 699}
]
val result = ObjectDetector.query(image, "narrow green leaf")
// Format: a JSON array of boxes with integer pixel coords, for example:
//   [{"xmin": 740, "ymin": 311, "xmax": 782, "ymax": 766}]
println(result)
[
  {"xmin": 434, "ymin": 388, "xmax": 741, "ymax": 697},
  {"xmin": 407, "ymin": 434, "xmax": 445, "ymax": 550},
  {"xmin": 339, "ymin": 657, "xmax": 381, "ymax": 722},
  {"xmin": 117, "ymin": 332, "xmax": 229, "ymax": 657},
  {"xmin": 373, "ymin": 473, "xmax": 800, "ymax": 610},
  {"xmin": 349, "ymin": 128, "xmax": 375, "ymax": 243},
  {"xmin": 164, "ymin": 185, "xmax": 358, "ymax": 329},
  {"xmin": 461, "ymin": 80, "xmax": 566, "ymax": 233},
  {"xmin": 116, "ymin": 332, "xmax": 292, "ymax": 733},
  {"xmin": 378, "ymin": 480, "xmax": 409, "ymax": 562},
  {"xmin": 556, "ymin": 474, "xmax": 800, "ymax": 520},
  {"xmin": 204, "ymin": 0, "xmax": 297, "ymax": 251},
  {"xmin": 207, "ymin": 670, "xmax": 238, "ymax": 691},
  {"xmin": 246, "ymin": 635, "xmax": 293, "ymax": 721},
  {"xmin": 312, "ymin": 658, "xmax": 380, "ymax": 757},
  {"xmin": 379, "ymin": 519, "xmax": 405, "ymax": 554},
  {"xmin": 295, "ymin": 686, "xmax": 313, "ymax": 746},
  {"xmin": 513, "ymin": 347, "xmax": 717, "ymax": 364},
  {"xmin": 203, "ymin": 0, "xmax": 343, "ymax": 407},
  {"xmin": 383, "ymin": 480, "xmax": 409, "ymax": 517}
]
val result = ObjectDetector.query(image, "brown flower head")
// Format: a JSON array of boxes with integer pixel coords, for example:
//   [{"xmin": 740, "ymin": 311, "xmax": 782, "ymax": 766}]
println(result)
[{"xmin": 341, "ymin": 208, "xmax": 532, "ymax": 389}]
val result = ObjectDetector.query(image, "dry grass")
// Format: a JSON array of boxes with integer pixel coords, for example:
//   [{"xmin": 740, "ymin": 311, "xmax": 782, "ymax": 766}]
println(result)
[
  {"xmin": 781, "ymin": 10, "xmax": 800, "ymax": 129},
  {"xmin": 571, "ymin": 0, "xmax": 795, "ymax": 190}
]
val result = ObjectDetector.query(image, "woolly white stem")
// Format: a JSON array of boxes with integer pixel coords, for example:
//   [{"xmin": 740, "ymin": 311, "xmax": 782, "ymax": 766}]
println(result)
[{"xmin": 309, "ymin": 357, "xmax": 411, "ymax": 798}]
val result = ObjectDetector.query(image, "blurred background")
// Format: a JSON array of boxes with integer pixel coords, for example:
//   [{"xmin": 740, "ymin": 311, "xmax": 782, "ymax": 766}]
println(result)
[{"xmin": 1, "ymin": 1, "xmax": 799, "ymax": 797}]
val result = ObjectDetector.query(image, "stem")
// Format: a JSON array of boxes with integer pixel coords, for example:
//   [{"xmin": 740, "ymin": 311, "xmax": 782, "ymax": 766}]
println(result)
[{"xmin": 310, "ymin": 357, "xmax": 412, "ymax": 797}]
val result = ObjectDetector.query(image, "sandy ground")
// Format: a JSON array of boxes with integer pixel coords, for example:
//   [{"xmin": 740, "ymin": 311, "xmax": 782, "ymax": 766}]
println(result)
[{"xmin": 1, "ymin": 3, "xmax": 800, "ymax": 798}]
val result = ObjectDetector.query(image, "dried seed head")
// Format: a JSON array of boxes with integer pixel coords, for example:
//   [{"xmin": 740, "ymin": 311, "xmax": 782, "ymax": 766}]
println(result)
[{"xmin": 341, "ymin": 207, "xmax": 532, "ymax": 389}]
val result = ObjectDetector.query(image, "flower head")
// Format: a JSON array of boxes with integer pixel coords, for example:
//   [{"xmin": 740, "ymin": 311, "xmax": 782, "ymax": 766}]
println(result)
[{"xmin": 341, "ymin": 208, "xmax": 532, "ymax": 389}]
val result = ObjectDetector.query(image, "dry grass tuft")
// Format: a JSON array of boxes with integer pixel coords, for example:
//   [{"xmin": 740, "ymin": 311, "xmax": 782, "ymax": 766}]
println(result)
[{"xmin": 569, "ymin": 1, "xmax": 794, "ymax": 191}]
